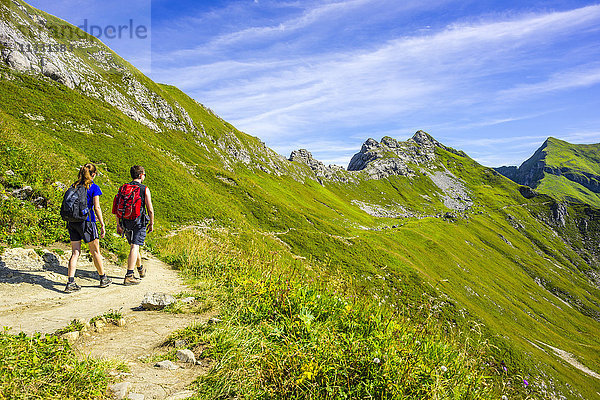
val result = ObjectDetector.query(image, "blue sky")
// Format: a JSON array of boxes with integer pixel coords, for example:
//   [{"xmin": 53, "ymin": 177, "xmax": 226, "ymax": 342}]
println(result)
[{"xmin": 28, "ymin": 0, "xmax": 600, "ymax": 167}]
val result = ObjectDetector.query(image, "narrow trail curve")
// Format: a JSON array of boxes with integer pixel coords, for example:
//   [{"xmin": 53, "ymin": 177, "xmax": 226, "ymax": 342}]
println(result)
[
  {"xmin": 0, "ymin": 251, "xmax": 189, "ymax": 334},
  {"xmin": 77, "ymin": 311, "xmax": 212, "ymax": 399},
  {"xmin": 0, "ymin": 248, "xmax": 213, "ymax": 399}
]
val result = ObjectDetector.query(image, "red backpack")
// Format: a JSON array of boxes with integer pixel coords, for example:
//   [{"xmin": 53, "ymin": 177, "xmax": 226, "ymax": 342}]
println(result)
[{"xmin": 112, "ymin": 183, "xmax": 142, "ymax": 220}]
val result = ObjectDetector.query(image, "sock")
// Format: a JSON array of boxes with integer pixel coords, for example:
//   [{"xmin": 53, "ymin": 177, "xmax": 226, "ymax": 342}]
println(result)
[
  {"xmin": 68, "ymin": 277, "xmax": 75, "ymax": 283},
  {"xmin": 125, "ymin": 270, "xmax": 134, "ymax": 277},
  {"xmin": 99, "ymin": 274, "xmax": 106, "ymax": 280}
]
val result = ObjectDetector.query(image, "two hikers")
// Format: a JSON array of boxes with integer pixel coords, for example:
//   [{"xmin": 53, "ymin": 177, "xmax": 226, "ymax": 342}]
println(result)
[{"xmin": 63, "ymin": 164, "xmax": 154, "ymax": 292}]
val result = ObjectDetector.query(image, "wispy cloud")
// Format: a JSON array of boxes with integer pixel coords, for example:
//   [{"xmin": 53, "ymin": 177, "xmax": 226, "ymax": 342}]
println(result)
[
  {"xmin": 499, "ymin": 65, "xmax": 600, "ymax": 99},
  {"xmin": 149, "ymin": 2, "xmax": 600, "ymax": 166},
  {"xmin": 561, "ymin": 130, "xmax": 600, "ymax": 143}
]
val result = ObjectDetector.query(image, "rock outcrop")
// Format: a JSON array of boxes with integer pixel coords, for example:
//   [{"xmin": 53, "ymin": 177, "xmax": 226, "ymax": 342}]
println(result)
[
  {"xmin": 347, "ymin": 130, "xmax": 464, "ymax": 179},
  {"xmin": 0, "ymin": 0, "xmax": 198, "ymax": 134},
  {"xmin": 288, "ymin": 149, "xmax": 350, "ymax": 184}
]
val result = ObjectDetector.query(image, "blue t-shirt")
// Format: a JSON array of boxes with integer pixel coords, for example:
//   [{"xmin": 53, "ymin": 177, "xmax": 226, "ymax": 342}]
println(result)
[{"xmin": 87, "ymin": 182, "xmax": 102, "ymax": 222}]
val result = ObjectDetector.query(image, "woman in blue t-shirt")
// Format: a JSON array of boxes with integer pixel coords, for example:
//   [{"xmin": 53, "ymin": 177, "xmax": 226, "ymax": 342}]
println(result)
[{"xmin": 64, "ymin": 163, "xmax": 112, "ymax": 293}]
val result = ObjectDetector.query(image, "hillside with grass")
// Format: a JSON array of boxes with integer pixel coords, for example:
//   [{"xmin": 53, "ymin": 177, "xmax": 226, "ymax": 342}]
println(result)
[
  {"xmin": 1, "ymin": 0, "xmax": 600, "ymax": 398},
  {"xmin": 496, "ymin": 137, "xmax": 600, "ymax": 208}
]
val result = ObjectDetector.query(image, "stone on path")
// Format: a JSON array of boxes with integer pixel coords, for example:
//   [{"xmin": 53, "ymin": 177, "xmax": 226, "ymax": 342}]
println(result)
[
  {"xmin": 155, "ymin": 360, "xmax": 178, "ymax": 370},
  {"xmin": 141, "ymin": 292, "xmax": 176, "ymax": 310},
  {"xmin": 108, "ymin": 382, "xmax": 131, "ymax": 399},
  {"xmin": 176, "ymin": 349, "xmax": 196, "ymax": 364}
]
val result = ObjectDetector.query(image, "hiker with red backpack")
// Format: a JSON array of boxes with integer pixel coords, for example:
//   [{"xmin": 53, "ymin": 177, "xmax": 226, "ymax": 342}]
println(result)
[
  {"xmin": 61, "ymin": 163, "xmax": 111, "ymax": 293},
  {"xmin": 113, "ymin": 165, "xmax": 155, "ymax": 285}
]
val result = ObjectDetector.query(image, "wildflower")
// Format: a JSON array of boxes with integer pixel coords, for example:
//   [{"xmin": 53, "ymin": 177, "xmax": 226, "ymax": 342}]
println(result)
[
  {"xmin": 373, "ymin": 357, "xmax": 381, "ymax": 364},
  {"xmin": 523, "ymin": 379, "xmax": 529, "ymax": 387},
  {"xmin": 415, "ymin": 340, "xmax": 421, "ymax": 346},
  {"xmin": 502, "ymin": 396, "xmax": 508, "ymax": 400},
  {"xmin": 440, "ymin": 365, "xmax": 447, "ymax": 373},
  {"xmin": 503, "ymin": 366, "xmax": 508, "ymax": 372}
]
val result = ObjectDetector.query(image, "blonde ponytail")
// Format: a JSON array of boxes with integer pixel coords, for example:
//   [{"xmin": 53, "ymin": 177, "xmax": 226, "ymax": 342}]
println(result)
[{"xmin": 73, "ymin": 163, "xmax": 97, "ymax": 190}]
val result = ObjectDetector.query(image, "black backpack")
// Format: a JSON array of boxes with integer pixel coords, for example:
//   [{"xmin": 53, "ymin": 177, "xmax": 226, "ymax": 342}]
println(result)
[{"xmin": 60, "ymin": 185, "xmax": 89, "ymax": 222}]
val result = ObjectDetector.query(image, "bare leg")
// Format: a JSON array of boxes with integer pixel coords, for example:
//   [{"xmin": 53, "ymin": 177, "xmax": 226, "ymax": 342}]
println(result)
[
  {"xmin": 127, "ymin": 244, "xmax": 140, "ymax": 273},
  {"xmin": 136, "ymin": 251, "xmax": 142, "ymax": 269},
  {"xmin": 88, "ymin": 239, "xmax": 105, "ymax": 276},
  {"xmin": 68, "ymin": 241, "xmax": 81, "ymax": 278}
]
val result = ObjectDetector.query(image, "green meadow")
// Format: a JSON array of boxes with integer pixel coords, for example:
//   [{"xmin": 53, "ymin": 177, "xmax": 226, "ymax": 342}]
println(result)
[{"xmin": 1, "ymin": 1, "xmax": 600, "ymax": 397}]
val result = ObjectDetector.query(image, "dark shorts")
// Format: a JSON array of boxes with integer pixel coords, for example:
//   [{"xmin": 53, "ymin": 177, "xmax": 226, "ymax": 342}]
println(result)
[
  {"xmin": 67, "ymin": 221, "xmax": 99, "ymax": 243},
  {"xmin": 123, "ymin": 219, "xmax": 147, "ymax": 246}
]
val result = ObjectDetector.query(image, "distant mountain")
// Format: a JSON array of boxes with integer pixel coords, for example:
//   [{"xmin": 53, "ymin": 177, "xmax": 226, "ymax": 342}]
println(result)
[
  {"xmin": 2, "ymin": 0, "xmax": 600, "ymax": 398},
  {"xmin": 496, "ymin": 138, "xmax": 600, "ymax": 208}
]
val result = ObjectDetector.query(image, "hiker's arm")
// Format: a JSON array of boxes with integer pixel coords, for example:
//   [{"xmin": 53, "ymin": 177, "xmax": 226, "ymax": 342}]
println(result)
[
  {"xmin": 93, "ymin": 195, "xmax": 106, "ymax": 239},
  {"xmin": 145, "ymin": 187, "xmax": 154, "ymax": 233}
]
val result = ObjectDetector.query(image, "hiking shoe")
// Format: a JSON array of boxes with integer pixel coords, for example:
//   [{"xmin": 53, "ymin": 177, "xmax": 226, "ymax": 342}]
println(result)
[
  {"xmin": 137, "ymin": 265, "xmax": 146, "ymax": 279},
  {"xmin": 124, "ymin": 275, "xmax": 141, "ymax": 286},
  {"xmin": 64, "ymin": 281, "xmax": 81, "ymax": 293},
  {"xmin": 99, "ymin": 276, "xmax": 112, "ymax": 288}
]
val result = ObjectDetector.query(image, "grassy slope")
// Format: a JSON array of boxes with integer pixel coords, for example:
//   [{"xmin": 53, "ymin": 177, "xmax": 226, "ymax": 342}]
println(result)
[
  {"xmin": 545, "ymin": 137, "xmax": 600, "ymax": 176},
  {"xmin": 1, "ymin": 3, "xmax": 600, "ymax": 397},
  {"xmin": 538, "ymin": 138, "xmax": 600, "ymax": 207},
  {"xmin": 3, "ymin": 72, "xmax": 600, "ymax": 397}
]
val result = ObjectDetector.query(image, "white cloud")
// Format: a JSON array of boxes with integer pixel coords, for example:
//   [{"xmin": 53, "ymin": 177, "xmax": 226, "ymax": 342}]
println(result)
[
  {"xmin": 499, "ymin": 65, "xmax": 600, "ymax": 99},
  {"xmin": 150, "ymin": 3, "xmax": 600, "ymax": 165},
  {"xmin": 560, "ymin": 131, "xmax": 600, "ymax": 143}
]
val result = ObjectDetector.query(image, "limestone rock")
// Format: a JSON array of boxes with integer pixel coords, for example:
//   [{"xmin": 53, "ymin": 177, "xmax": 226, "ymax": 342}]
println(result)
[
  {"xmin": 11, "ymin": 186, "xmax": 33, "ymax": 200},
  {"xmin": 288, "ymin": 149, "xmax": 350, "ymax": 183},
  {"xmin": 552, "ymin": 202, "xmax": 568, "ymax": 227},
  {"xmin": 1, "ymin": 248, "xmax": 45, "ymax": 271},
  {"xmin": 176, "ymin": 349, "xmax": 196, "ymax": 364},
  {"xmin": 5, "ymin": 50, "xmax": 30, "ymax": 72},
  {"xmin": 42, "ymin": 251, "xmax": 61, "ymax": 268},
  {"xmin": 174, "ymin": 339, "xmax": 188, "ymax": 348},
  {"xmin": 155, "ymin": 360, "xmax": 178, "ymax": 370},
  {"xmin": 93, "ymin": 320, "xmax": 106, "ymax": 330},
  {"xmin": 127, "ymin": 394, "xmax": 144, "ymax": 400},
  {"xmin": 60, "ymin": 331, "xmax": 80, "ymax": 343},
  {"xmin": 141, "ymin": 292, "xmax": 176, "ymax": 310},
  {"xmin": 108, "ymin": 382, "xmax": 131, "ymax": 399},
  {"xmin": 347, "ymin": 131, "xmax": 465, "ymax": 181},
  {"xmin": 180, "ymin": 297, "xmax": 195, "ymax": 304}
]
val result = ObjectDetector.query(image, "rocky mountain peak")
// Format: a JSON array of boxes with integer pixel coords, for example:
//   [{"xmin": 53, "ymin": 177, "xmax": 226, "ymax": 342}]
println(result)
[
  {"xmin": 289, "ymin": 149, "xmax": 349, "ymax": 183},
  {"xmin": 289, "ymin": 149, "xmax": 318, "ymax": 164},
  {"xmin": 360, "ymin": 138, "xmax": 380, "ymax": 153},
  {"xmin": 348, "ymin": 131, "xmax": 446, "ymax": 175},
  {"xmin": 410, "ymin": 130, "xmax": 439, "ymax": 147}
]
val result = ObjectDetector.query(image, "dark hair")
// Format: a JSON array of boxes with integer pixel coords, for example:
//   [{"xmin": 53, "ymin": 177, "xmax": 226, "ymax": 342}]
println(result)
[
  {"xmin": 73, "ymin": 163, "xmax": 96, "ymax": 189},
  {"xmin": 130, "ymin": 165, "xmax": 145, "ymax": 179}
]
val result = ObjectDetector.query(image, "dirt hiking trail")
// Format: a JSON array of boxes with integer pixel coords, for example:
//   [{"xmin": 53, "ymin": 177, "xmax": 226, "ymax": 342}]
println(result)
[{"xmin": 0, "ymin": 246, "xmax": 212, "ymax": 399}]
